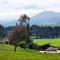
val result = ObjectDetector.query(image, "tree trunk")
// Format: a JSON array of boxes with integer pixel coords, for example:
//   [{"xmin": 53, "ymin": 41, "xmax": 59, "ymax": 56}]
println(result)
[{"xmin": 14, "ymin": 45, "xmax": 17, "ymax": 52}]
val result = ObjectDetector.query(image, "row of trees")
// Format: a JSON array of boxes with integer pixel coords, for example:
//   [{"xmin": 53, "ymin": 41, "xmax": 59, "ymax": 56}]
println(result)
[{"xmin": 0, "ymin": 25, "xmax": 5, "ymax": 40}]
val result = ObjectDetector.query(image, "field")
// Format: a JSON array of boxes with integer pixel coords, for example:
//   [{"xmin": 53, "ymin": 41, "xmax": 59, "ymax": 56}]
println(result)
[
  {"xmin": 0, "ymin": 38, "xmax": 60, "ymax": 60},
  {"xmin": 0, "ymin": 51, "xmax": 60, "ymax": 60},
  {"xmin": 33, "ymin": 38, "xmax": 60, "ymax": 47}
]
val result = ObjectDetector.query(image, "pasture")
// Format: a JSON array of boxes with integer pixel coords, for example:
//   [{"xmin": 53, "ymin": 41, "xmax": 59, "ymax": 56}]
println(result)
[
  {"xmin": 33, "ymin": 38, "xmax": 60, "ymax": 47},
  {"xmin": 0, "ymin": 38, "xmax": 60, "ymax": 60}
]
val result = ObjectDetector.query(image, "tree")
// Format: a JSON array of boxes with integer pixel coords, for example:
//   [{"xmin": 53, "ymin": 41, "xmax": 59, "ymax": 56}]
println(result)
[
  {"xmin": 19, "ymin": 14, "xmax": 30, "ymax": 25},
  {"xmin": 9, "ymin": 14, "xmax": 31, "ymax": 51},
  {"xmin": 19, "ymin": 14, "xmax": 31, "ymax": 48},
  {"xmin": 0, "ymin": 24, "xmax": 4, "ymax": 40},
  {"xmin": 9, "ymin": 25, "xmax": 27, "ymax": 51}
]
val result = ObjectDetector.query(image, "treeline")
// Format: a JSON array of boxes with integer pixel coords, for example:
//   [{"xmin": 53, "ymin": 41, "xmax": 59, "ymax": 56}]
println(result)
[
  {"xmin": 1, "ymin": 24, "xmax": 60, "ymax": 39},
  {"xmin": 31, "ymin": 25, "xmax": 60, "ymax": 39},
  {"xmin": 0, "ymin": 24, "xmax": 5, "ymax": 39}
]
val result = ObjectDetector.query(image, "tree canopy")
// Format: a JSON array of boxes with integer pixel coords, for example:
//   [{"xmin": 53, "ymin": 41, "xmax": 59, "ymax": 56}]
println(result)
[{"xmin": 9, "ymin": 14, "xmax": 31, "ymax": 51}]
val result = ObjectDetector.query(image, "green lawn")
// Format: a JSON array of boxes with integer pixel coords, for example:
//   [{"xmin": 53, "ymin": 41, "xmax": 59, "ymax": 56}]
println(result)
[
  {"xmin": 0, "ymin": 38, "xmax": 60, "ymax": 60},
  {"xmin": 0, "ymin": 44, "xmax": 60, "ymax": 60},
  {"xmin": 33, "ymin": 38, "xmax": 60, "ymax": 47},
  {"xmin": 0, "ymin": 52, "xmax": 60, "ymax": 60}
]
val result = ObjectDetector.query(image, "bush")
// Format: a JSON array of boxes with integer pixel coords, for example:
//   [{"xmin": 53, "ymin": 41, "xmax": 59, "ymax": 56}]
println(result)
[
  {"xmin": 5, "ymin": 41, "xmax": 9, "ymax": 44},
  {"xmin": 38, "ymin": 44, "xmax": 50, "ymax": 50},
  {"xmin": 19, "ymin": 43, "xmax": 25, "ymax": 48},
  {"xmin": 28, "ymin": 43, "xmax": 38, "ymax": 50}
]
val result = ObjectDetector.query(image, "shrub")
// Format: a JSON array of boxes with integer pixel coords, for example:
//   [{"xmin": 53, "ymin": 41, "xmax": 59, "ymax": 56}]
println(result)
[
  {"xmin": 19, "ymin": 42, "xmax": 25, "ymax": 48},
  {"xmin": 38, "ymin": 44, "xmax": 50, "ymax": 50},
  {"xmin": 5, "ymin": 41, "xmax": 9, "ymax": 44},
  {"xmin": 28, "ymin": 43, "xmax": 38, "ymax": 50}
]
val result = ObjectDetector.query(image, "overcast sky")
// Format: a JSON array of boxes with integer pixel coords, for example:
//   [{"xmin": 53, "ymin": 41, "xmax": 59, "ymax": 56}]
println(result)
[{"xmin": 0, "ymin": 0, "xmax": 60, "ymax": 22}]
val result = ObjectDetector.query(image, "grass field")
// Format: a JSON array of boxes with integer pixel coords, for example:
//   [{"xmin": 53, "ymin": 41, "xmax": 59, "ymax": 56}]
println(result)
[
  {"xmin": 33, "ymin": 38, "xmax": 60, "ymax": 47},
  {"xmin": 0, "ymin": 51, "xmax": 60, "ymax": 60},
  {"xmin": 0, "ymin": 38, "xmax": 60, "ymax": 60}
]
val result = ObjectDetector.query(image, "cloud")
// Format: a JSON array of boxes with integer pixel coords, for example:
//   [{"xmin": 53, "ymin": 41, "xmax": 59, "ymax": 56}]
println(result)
[
  {"xmin": 0, "ymin": 0, "xmax": 60, "ymax": 22},
  {"xmin": 0, "ymin": 0, "xmax": 60, "ymax": 11}
]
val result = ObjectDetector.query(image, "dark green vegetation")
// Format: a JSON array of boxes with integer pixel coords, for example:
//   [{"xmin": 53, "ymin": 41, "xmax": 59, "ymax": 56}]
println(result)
[
  {"xmin": 31, "ymin": 25, "xmax": 60, "ymax": 39},
  {"xmin": 0, "ymin": 25, "xmax": 5, "ymax": 38}
]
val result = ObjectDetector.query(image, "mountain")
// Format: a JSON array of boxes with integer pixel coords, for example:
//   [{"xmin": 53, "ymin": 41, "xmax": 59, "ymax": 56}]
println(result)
[
  {"xmin": 1, "ymin": 11, "xmax": 60, "ymax": 27},
  {"xmin": 0, "ymin": 19, "xmax": 18, "ymax": 27},
  {"xmin": 30, "ymin": 11, "xmax": 60, "ymax": 26}
]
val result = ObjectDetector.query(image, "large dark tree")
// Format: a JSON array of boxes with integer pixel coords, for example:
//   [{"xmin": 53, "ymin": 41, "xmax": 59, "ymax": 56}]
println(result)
[
  {"xmin": 9, "ymin": 14, "xmax": 31, "ymax": 51},
  {"xmin": 9, "ymin": 25, "xmax": 27, "ymax": 51},
  {"xmin": 19, "ymin": 14, "xmax": 31, "ymax": 47}
]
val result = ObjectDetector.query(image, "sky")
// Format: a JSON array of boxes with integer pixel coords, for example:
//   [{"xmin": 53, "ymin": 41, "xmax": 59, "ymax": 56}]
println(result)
[{"xmin": 0, "ymin": 0, "xmax": 60, "ymax": 23}]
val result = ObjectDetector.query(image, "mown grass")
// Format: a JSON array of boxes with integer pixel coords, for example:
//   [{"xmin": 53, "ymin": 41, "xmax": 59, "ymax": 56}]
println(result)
[
  {"xmin": 33, "ymin": 38, "xmax": 60, "ymax": 47},
  {"xmin": 0, "ymin": 38, "xmax": 60, "ymax": 60},
  {"xmin": 0, "ymin": 52, "xmax": 60, "ymax": 60}
]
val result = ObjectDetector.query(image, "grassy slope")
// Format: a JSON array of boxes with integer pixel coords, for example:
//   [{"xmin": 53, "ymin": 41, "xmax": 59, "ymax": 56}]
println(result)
[
  {"xmin": 33, "ymin": 38, "xmax": 60, "ymax": 47},
  {"xmin": 0, "ymin": 52, "xmax": 60, "ymax": 60},
  {"xmin": 0, "ymin": 44, "xmax": 60, "ymax": 60},
  {"xmin": 0, "ymin": 38, "xmax": 60, "ymax": 60}
]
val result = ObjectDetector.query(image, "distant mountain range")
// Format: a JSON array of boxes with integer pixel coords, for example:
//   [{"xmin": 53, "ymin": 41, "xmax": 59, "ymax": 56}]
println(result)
[
  {"xmin": 30, "ymin": 11, "xmax": 60, "ymax": 26},
  {"xmin": 0, "ymin": 20, "xmax": 18, "ymax": 27},
  {"xmin": 1, "ymin": 11, "xmax": 60, "ymax": 27}
]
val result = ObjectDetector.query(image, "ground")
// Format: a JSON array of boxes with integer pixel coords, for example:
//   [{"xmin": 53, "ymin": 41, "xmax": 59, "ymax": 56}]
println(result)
[{"xmin": 0, "ymin": 38, "xmax": 60, "ymax": 60}]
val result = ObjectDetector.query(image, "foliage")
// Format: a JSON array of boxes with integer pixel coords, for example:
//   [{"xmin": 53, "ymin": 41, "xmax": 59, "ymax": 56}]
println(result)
[
  {"xmin": 28, "ymin": 43, "xmax": 38, "ymax": 50},
  {"xmin": 9, "ymin": 25, "xmax": 28, "ymax": 51},
  {"xmin": 38, "ymin": 44, "xmax": 50, "ymax": 50},
  {"xmin": 0, "ymin": 24, "xmax": 4, "ymax": 38},
  {"xmin": 9, "ymin": 14, "xmax": 31, "ymax": 51},
  {"xmin": 9, "ymin": 14, "xmax": 32, "ymax": 51},
  {"xmin": 5, "ymin": 41, "xmax": 9, "ymax": 44},
  {"xmin": 19, "ymin": 14, "xmax": 30, "ymax": 25}
]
